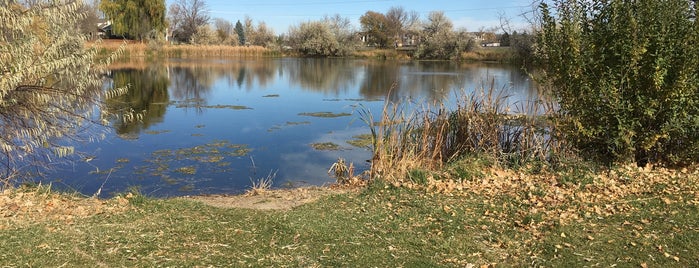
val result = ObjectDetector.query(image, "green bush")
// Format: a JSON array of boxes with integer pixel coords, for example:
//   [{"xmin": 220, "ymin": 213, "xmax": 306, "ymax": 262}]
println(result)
[{"xmin": 536, "ymin": 0, "xmax": 699, "ymax": 166}]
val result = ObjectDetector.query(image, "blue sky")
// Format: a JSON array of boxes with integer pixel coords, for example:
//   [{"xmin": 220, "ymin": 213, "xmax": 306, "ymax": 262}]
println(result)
[{"xmin": 184, "ymin": 0, "xmax": 537, "ymax": 34}]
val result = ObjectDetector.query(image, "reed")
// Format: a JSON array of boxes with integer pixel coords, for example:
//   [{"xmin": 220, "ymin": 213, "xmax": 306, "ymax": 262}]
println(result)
[
  {"xmin": 460, "ymin": 47, "xmax": 514, "ymax": 62},
  {"xmin": 92, "ymin": 40, "xmax": 275, "ymax": 59},
  {"xmin": 363, "ymin": 82, "xmax": 564, "ymax": 183}
]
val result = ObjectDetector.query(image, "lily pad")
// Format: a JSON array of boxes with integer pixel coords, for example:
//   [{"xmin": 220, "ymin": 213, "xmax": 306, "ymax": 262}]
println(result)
[
  {"xmin": 299, "ymin": 112, "xmax": 351, "ymax": 118},
  {"xmin": 347, "ymin": 134, "xmax": 373, "ymax": 148},
  {"xmin": 175, "ymin": 166, "xmax": 197, "ymax": 175},
  {"xmin": 145, "ymin": 130, "xmax": 171, "ymax": 135},
  {"xmin": 311, "ymin": 142, "xmax": 341, "ymax": 151}
]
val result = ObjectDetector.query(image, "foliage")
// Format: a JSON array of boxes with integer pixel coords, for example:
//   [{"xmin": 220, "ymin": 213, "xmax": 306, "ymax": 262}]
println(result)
[
  {"xmin": 359, "ymin": 11, "xmax": 390, "ymax": 48},
  {"xmin": 415, "ymin": 11, "xmax": 474, "ymax": 60},
  {"xmin": 167, "ymin": 0, "xmax": 210, "ymax": 43},
  {"xmin": 244, "ymin": 19, "xmax": 275, "ymax": 47},
  {"xmin": 234, "ymin": 20, "xmax": 245, "ymax": 46},
  {"xmin": 0, "ymin": 0, "xmax": 123, "ymax": 181},
  {"xmin": 288, "ymin": 21, "xmax": 341, "ymax": 57},
  {"xmin": 536, "ymin": 0, "xmax": 699, "ymax": 166},
  {"xmin": 499, "ymin": 32, "xmax": 510, "ymax": 46},
  {"xmin": 99, "ymin": 0, "xmax": 166, "ymax": 40},
  {"xmin": 360, "ymin": 7, "xmax": 419, "ymax": 48},
  {"xmin": 510, "ymin": 31, "xmax": 535, "ymax": 65},
  {"xmin": 322, "ymin": 14, "xmax": 361, "ymax": 56},
  {"xmin": 190, "ymin": 24, "xmax": 217, "ymax": 45}
]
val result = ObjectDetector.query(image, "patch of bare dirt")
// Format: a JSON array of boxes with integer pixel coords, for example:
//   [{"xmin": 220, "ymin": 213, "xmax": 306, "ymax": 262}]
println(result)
[{"xmin": 183, "ymin": 186, "xmax": 354, "ymax": 210}]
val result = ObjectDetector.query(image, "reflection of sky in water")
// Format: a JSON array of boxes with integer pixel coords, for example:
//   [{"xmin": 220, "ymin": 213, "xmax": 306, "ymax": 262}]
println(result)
[{"xmin": 41, "ymin": 59, "xmax": 537, "ymax": 197}]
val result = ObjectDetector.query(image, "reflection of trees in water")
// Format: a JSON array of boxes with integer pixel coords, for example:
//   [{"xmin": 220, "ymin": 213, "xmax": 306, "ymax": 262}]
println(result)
[
  {"xmin": 106, "ymin": 67, "xmax": 170, "ymax": 135},
  {"xmin": 398, "ymin": 61, "xmax": 461, "ymax": 102},
  {"xmin": 169, "ymin": 66, "xmax": 216, "ymax": 101},
  {"xmin": 284, "ymin": 58, "xmax": 359, "ymax": 95},
  {"xmin": 359, "ymin": 61, "xmax": 467, "ymax": 102},
  {"xmin": 358, "ymin": 61, "xmax": 401, "ymax": 100}
]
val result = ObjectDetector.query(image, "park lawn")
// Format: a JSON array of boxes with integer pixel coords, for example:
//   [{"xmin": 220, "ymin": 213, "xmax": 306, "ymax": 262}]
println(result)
[{"xmin": 0, "ymin": 166, "xmax": 697, "ymax": 267}]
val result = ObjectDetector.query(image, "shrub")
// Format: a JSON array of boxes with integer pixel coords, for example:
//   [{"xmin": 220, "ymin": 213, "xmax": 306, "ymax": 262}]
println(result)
[
  {"xmin": 0, "ymin": 1, "xmax": 124, "ymax": 182},
  {"xmin": 536, "ymin": 0, "xmax": 699, "ymax": 167}
]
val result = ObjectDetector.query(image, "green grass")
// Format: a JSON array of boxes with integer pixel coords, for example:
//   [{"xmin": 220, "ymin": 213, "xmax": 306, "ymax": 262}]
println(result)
[{"xmin": 0, "ymin": 175, "xmax": 697, "ymax": 267}]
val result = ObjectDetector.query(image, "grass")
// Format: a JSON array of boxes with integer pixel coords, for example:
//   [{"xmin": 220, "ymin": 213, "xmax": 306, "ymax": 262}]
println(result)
[
  {"xmin": 461, "ymin": 47, "xmax": 515, "ymax": 62},
  {"xmin": 0, "ymin": 170, "xmax": 697, "ymax": 266}
]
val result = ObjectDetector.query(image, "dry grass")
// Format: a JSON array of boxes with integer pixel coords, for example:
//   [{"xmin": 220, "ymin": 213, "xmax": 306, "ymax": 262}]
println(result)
[
  {"xmin": 363, "ymin": 82, "xmax": 562, "ymax": 184},
  {"xmin": 245, "ymin": 170, "xmax": 276, "ymax": 196},
  {"xmin": 351, "ymin": 48, "xmax": 411, "ymax": 60},
  {"xmin": 0, "ymin": 184, "xmax": 130, "ymax": 229},
  {"xmin": 91, "ymin": 40, "xmax": 273, "ymax": 58},
  {"xmin": 461, "ymin": 47, "xmax": 514, "ymax": 62}
]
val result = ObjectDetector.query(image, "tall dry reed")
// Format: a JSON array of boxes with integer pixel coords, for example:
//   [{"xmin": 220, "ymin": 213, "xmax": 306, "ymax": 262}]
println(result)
[
  {"xmin": 363, "ymin": 82, "xmax": 563, "ymax": 182},
  {"xmin": 93, "ymin": 40, "xmax": 274, "ymax": 58}
]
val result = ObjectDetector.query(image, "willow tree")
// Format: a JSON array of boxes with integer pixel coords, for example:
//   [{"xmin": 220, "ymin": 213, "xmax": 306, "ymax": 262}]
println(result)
[
  {"xmin": 100, "ymin": 0, "xmax": 166, "ymax": 40},
  {"xmin": 0, "ymin": 0, "xmax": 125, "ymax": 181}
]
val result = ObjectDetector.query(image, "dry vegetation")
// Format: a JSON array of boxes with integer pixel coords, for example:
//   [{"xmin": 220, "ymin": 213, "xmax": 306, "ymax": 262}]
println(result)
[
  {"xmin": 95, "ymin": 39, "xmax": 274, "ymax": 58},
  {"xmin": 364, "ymin": 84, "xmax": 558, "ymax": 184},
  {"xmin": 0, "ymin": 185, "xmax": 131, "ymax": 230}
]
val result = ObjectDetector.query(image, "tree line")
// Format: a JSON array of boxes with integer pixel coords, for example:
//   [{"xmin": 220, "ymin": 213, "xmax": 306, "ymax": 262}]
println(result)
[{"xmin": 93, "ymin": 0, "xmax": 516, "ymax": 60}]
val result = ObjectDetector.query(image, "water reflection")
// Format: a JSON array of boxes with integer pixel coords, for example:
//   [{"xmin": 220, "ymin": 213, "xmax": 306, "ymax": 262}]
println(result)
[
  {"xmin": 45, "ymin": 58, "xmax": 536, "ymax": 197},
  {"xmin": 105, "ymin": 67, "xmax": 170, "ymax": 135},
  {"xmin": 285, "ymin": 58, "xmax": 359, "ymax": 94}
]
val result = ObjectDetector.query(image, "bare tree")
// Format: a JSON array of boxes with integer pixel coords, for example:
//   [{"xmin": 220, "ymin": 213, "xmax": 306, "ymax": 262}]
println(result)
[
  {"xmin": 214, "ymin": 18, "xmax": 235, "ymax": 44},
  {"xmin": 78, "ymin": 0, "xmax": 101, "ymax": 39},
  {"xmin": 253, "ymin": 21, "xmax": 275, "ymax": 47},
  {"xmin": 168, "ymin": 0, "xmax": 210, "ymax": 43},
  {"xmin": 243, "ymin": 16, "xmax": 254, "ymax": 45},
  {"xmin": 385, "ymin": 6, "xmax": 420, "ymax": 45}
]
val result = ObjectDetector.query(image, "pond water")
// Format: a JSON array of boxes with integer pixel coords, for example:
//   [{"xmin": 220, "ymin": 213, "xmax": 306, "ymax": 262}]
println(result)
[{"xmin": 41, "ymin": 58, "xmax": 537, "ymax": 197}]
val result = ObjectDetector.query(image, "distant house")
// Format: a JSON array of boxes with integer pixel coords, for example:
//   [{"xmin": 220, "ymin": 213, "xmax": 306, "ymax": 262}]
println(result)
[{"xmin": 97, "ymin": 19, "xmax": 112, "ymax": 38}]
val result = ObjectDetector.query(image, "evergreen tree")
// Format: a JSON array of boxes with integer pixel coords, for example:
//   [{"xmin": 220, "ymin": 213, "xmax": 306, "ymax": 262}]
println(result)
[{"xmin": 235, "ymin": 20, "xmax": 245, "ymax": 45}]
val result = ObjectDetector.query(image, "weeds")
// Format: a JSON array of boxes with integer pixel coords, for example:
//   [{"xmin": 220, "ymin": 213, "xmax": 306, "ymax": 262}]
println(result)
[
  {"xmin": 246, "ymin": 170, "xmax": 276, "ymax": 196},
  {"xmin": 362, "ymin": 81, "xmax": 564, "ymax": 184}
]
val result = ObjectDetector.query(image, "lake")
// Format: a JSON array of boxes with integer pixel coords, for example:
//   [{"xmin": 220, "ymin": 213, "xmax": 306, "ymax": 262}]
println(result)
[{"xmin": 40, "ymin": 58, "xmax": 537, "ymax": 197}]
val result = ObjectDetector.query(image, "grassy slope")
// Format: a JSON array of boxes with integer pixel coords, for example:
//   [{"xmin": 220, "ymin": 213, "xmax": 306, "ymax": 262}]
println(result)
[{"xmin": 0, "ymin": 176, "xmax": 697, "ymax": 267}]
